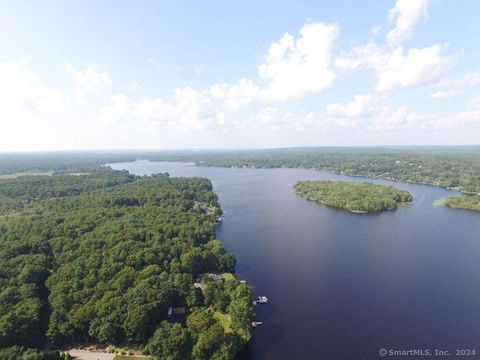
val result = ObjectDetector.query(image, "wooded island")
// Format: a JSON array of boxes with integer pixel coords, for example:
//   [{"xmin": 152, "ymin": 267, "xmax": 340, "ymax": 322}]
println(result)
[{"xmin": 294, "ymin": 180, "xmax": 413, "ymax": 213}]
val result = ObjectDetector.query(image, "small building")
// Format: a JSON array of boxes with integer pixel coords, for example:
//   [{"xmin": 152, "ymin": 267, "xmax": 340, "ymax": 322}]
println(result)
[{"xmin": 168, "ymin": 306, "xmax": 186, "ymax": 318}]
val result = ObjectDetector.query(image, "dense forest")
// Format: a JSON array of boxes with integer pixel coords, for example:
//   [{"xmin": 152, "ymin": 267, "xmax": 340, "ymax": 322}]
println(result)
[
  {"xmin": 294, "ymin": 180, "xmax": 413, "ymax": 213},
  {"xmin": 0, "ymin": 170, "xmax": 254, "ymax": 359}
]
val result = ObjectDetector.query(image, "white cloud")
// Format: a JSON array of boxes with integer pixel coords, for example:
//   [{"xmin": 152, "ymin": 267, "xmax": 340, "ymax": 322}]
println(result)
[
  {"xmin": 209, "ymin": 79, "xmax": 260, "ymax": 110},
  {"xmin": 98, "ymin": 86, "xmax": 222, "ymax": 131},
  {"xmin": 322, "ymin": 94, "xmax": 422, "ymax": 131},
  {"xmin": 336, "ymin": 43, "xmax": 451, "ymax": 92},
  {"xmin": 256, "ymin": 106, "xmax": 279, "ymax": 126},
  {"xmin": 443, "ymin": 72, "xmax": 480, "ymax": 88},
  {"xmin": 376, "ymin": 45, "xmax": 452, "ymax": 91},
  {"xmin": 208, "ymin": 21, "xmax": 339, "ymax": 108},
  {"xmin": 368, "ymin": 105, "xmax": 419, "ymax": 130},
  {"xmin": 67, "ymin": 64, "xmax": 111, "ymax": 103},
  {"xmin": 430, "ymin": 110, "xmax": 480, "ymax": 129},
  {"xmin": 429, "ymin": 89, "xmax": 462, "ymax": 99},
  {"xmin": 258, "ymin": 22, "xmax": 339, "ymax": 101},
  {"xmin": 386, "ymin": 0, "xmax": 430, "ymax": 46},
  {"xmin": 1, "ymin": 9, "xmax": 477, "ymax": 151},
  {"xmin": 237, "ymin": 106, "xmax": 314, "ymax": 132},
  {"xmin": 0, "ymin": 61, "xmax": 74, "ymax": 150},
  {"xmin": 335, "ymin": 0, "xmax": 451, "ymax": 93},
  {"xmin": 335, "ymin": 41, "xmax": 387, "ymax": 71},
  {"xmin": 327, "ymin": 94, "xmax": 374, "ymax": 117},
  {"xmin": 0, "ymin": 61, "xmax": 67, "ymax": 125}
]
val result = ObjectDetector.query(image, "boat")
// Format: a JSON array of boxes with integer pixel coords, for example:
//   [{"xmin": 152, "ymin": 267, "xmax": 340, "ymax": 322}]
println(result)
[
  {"xmin": 252, "ymin": 321, "xmax": 263, "ymax": 327},
  {"xmin": 257, "ymin": 296, "xmax": 268, "ymax": 304}
]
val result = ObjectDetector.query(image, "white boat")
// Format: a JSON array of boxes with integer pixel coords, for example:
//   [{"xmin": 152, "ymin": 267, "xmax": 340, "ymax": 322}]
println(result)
[
  {"xmin": 252, "ymin": 321, "xmax": 263, "ymax": 327},
  {"xmin": 257, "ymin": 296, "xmax": 268, "ymax": 304}
]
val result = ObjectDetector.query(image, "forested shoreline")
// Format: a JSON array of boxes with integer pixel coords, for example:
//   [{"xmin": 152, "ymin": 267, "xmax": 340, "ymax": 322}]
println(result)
[
  {"xmin": 444, "ymin": 195, "xmax": 480, "ymax": 212},
  {"xmin": 1, "ymin": 148, "xmax": 480, "ymax": 214},
  {"xmin": 294, "ymin": 180, "xmax": 413, "ymax": 213},
  {"xmin": 2, "ymin": 147, "xmax": 480, "ymax": 193},
  {"xmin": 0, "ymin": 170, "xmax": 254, "ymax": 359}
]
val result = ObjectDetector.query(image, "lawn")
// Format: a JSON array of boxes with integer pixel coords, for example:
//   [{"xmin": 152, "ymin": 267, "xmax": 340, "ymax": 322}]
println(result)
[{"xmin": 213, "ymin": 311, "xmax": 233, "ymax": 333}]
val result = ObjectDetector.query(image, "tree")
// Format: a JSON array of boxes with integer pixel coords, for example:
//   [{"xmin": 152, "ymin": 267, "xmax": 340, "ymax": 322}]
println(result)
[
  {"xmin": 191, "ymin": 323, "xmax": 224, "ymax": 360},
  {"xmin": 227, "ymin": 299, "xmax": 253, "ymax": 340},
  {"xmin": 144, "ymin": 322, "xmax": 190, "ymax": 360},
  {"xmin": 186, "ymin": 286, "xmax": 204, "ymax": 309}
]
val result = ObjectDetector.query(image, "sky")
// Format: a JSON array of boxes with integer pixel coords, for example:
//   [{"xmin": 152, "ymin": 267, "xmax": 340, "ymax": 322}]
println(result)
[{"xmin": 0, "ymin": 0, "xmax": 480, "ymax": 151}]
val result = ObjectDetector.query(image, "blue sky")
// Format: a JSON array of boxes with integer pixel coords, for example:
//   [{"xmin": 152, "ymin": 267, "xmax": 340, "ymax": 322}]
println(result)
[{"xmin": 1, "ymin": 0, "xmax": 480, "ymax": 151}]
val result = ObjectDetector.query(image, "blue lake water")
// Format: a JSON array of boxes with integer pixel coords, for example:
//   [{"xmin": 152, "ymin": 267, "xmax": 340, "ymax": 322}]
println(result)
[{"xmin": 110, "ymin": 160, "xmax": 480, "ymax": 360}]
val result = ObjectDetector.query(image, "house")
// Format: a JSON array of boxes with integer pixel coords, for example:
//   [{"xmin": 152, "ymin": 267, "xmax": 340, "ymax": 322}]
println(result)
[{"xmin": 168, "ymin": 306, "xmax": 186, "ymax": 318}]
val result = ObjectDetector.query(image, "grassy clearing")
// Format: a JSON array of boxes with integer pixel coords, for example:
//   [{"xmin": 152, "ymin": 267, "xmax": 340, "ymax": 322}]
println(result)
[
  {"xmin": 0, "ymin": 171, "xmax": 54, "ymax": 179},
  {"xmin": 213, "ymin": 311, "xmax": 233, "ymax": 333},
  {"xmin": 432, "ymin": 198, "xmax": 446, "ymax": 207}
]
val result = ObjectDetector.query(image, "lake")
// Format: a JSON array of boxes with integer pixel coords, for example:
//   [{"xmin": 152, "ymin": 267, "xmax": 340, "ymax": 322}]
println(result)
[{"xmin": 110, "ymin": 160, "xmax": 480, "ymax": 360}]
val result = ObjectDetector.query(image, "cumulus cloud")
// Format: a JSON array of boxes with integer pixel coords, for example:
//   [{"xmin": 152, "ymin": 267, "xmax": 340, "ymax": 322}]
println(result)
[
  {"xmin": 327, "ymin": 94, "xmax": 374, "ymax": 117},
  {"xmin": 434, "ymin": 110, "xmax": 480, "ymax": 129},
  {"xmin": 209, "ymin": 79, "xmax": 260, "ymax": 109},
  {"xmin": 335, "ymin": 0, "xmax": 451, "ymax": 92},
  {"xmin": 368, "ymin": 105, "xmax": 421, "ymax": 130},
  {"xmin": 375, "ymin": 45, "xmax": 452, "ymax": 91},
  {"xmin": 99, "ymin": 86, "xmax": 223, "ymax": 130},
  {"xmin": 67, "ymin": 64, "xmax": 111, "ymax": 103},
  {"xmin": 336, "ymin": 39, "xmax": 451, "ymax": 91},
  {"xmin": 322, "ymin": 93, "xmax": 429, "ymax": 132},
  {"xmin": 0, "ymin": 61, "xmax": 72, "ymax": 150},
  {"xmin": 2, "ymin": 7, "xmax": 477, "ymax": 150},
  {"xmin": 256, "ymin": 106, "xmax": 279, "ymax": 126},
  {"xmin": 0, "ymin": 61, "xmax": 67, "ymax": 125},
  {"xmin": 337, "ymin": 43, "xmax": 452, "ymax": 92},
  {"xmin": 257, "ymin": 22, "xmax": 339, "ymax": 100},
  {"xmin": 323, "ymin": 93, "xmax": 480, "ymax": 133},
  {"xmin": 208, "ymin": 21, "xmax": 339, "ymax": 107},
  {"xmin": 387, "ymin": 0, "xmax": 430, "ymax": 46},
  {"xmin": 423, "ymin": 98, "xmax": 480, "ymax": 130}
]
